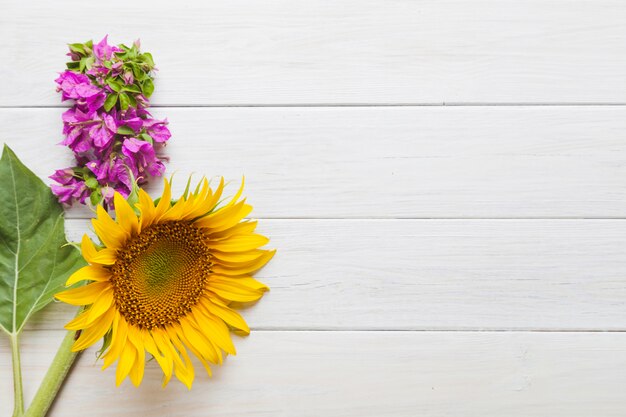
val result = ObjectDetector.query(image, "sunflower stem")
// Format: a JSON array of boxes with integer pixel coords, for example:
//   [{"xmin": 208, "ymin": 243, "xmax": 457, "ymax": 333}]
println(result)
[
  {"xmin": 11, "ymin": 333, "xmax": 25, "ymax": 417},
  {"xmin": 24, "ymin": 330, "xmax": 80, "ymax": 417}
]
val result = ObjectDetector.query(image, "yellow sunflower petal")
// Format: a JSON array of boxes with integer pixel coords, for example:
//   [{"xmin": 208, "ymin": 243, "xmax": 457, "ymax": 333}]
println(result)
[
  {"xmin": 136, "ymin": 188, "xmax": 156, "ymax": 230},
  {"xmin": 225, "ymin": 176, "xmax": 245, "ymax": 206},
  {"xmin": 103, "ymin": 314, "xmax": 128, "ymax": 370},
  {"xmin": 180, "ymin": 178, "xmax": 214, "ymax": 220},
  {"xmin": 79, "ymin": 235, "xmax": 98, "ymax": 263},
  {"xmin": 177, "ymin": 331, "xmax": 214, "ymax": 376},
  {"xmin": 179, "ymin": 318, "xmax": 220, "ymax": 364},
  {"xmin": 203, "ymin": 297, "xmax": 250, "ymax": 335},
  {"xmin": 159, "ymin": 197, "xmax": 187, "ymax": 222},
  {"xmin": 211, "ymin": 249, "xmax": 267, "ymax": 263},
  {"xmin": 127, "ymin": 327, "xmax": 146, "ymax": 387},
  {"xmin": 191, "ymin": 308, "xmax": 236, "ymax": 355},
  {"xmin": 92, "ymin": 205, "xmax": 128, "ymax": 250},
  {"xmin": 80, "ymin": 235, "xmax": 118, "ymax": 266},
  {"xmin": 66, "ymin": 265, "xmax": 111, "ymax": 286},
  {"xmin": 55, "ymin": 281, "xmax": 111, "ymax": 306},
  {"xmin": 189, "ymin": 177, "xmax": 225, "ymax": 218},
  {"xmin": 167, "ymin": 329, "xmax": 195, "ymax": 389},
  {"xmin": 114, "ymin": 192, "xmax": 139, "ymax": 236},
  {"xmin": 142, "ymin": 331, "xmax": 173, "ymax": 384},
  {"xmin": 116, "ymin": 342, "xmax": 137, "ymax": 386},
  {"xmin": 208, "ymin": 276, "xmax": 268, "ymax": 303},
  {"xmin": 207, "ymin": 220, "xmax": 258, "ymax": 240},
  {"xmin": 64, "ymin": 309, "xmax": 90, "ymax": 331},
  {"xmin": 212, "ymin": 249, "xmax": 275, "ymax": 277},
  {"xmin": 204, "ymin": 177, "xmax": 225, "ymax": 212},
  {"xmin": 153, "ymin": 178, "xmax": 172, "ymax": 221},
  {"xmin": 207, "ymin": 234, "xmax": 269, "ymax": 252},
  {"xmin": 90, "ymin": 249, "xmax": 118, "ymax": 265},
  {"xmin": 85, "ymin": 286, "xmax": 114, "ymax": 325},
  {"xmin": 152, "ymin": 331, "xmax": 184, "ymax": 387},
  {"xmin": 194, "ymin": 200, "xmax": 251, "ymax": 230},
  {"xmin": 72, "ymin": 307, "xmax": 115, "ymax": 351}
]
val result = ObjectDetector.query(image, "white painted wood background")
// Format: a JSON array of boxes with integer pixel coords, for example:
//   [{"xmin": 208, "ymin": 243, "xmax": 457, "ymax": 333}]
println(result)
[{"xmin": 1, "ymin": 0, "xmax": 626, "ymax": 415}]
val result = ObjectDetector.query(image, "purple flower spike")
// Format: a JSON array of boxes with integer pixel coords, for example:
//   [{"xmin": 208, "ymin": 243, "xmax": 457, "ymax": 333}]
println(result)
[{"xmin": 51, "ymin": 36, "xmax": 168, "ymax": 208}]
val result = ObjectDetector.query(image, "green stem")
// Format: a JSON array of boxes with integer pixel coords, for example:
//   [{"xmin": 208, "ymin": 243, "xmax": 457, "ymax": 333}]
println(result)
[
  {"xmin": 11, "ymin": 333, "xmax": 24, "ymax": 417},
  {"xmin": 24, "ymin": 330, "xmax": 80, "ymax": 417}
]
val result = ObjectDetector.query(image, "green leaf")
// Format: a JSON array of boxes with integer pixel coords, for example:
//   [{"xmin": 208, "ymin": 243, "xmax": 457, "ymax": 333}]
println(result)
[
  {"xmin": 66, "ymin": 61, "xmax": 80, "ymax": 70},
  {"xmin": 140, "ymin": 52, "xmax": 155, "ymax": 68},
  {"xmin": 0, "ymin": 145, "xmax": 85, "ymax": 335},
  {"xmin": 139, "ymin": 133, "xmax": 153, "ymax": 144},
  {"xmin": 68, "ymin": 43, "xmax": 85, "ymax": 55},
  {"xmin": 116, "ymin": 125, "xmax": 135, "ymax": 136},
  {"xmin": 103, "ymin": 93, "xmax": 118, "ymax": 112},
  {"xmin": 131, "ymin": 63, "xmax": 142, "ymax": 79},
  {"xmin": 106, "ymin": 79, "xmax": 122, "ymax": 93},
  {"xmin": 84, "ymin": 177, "xmax": 99, "ymax": 189},
  {"xmin": 122, "ymin": 84, "xmax": 141, "ymax": 94},
  {"xmin": 127, "ymin": 93, "xmax": 137, "ymax": 108},
  {"xmin": 118, "ymin": 93, "xmax": 130, "ymax": 110},
  {"xmin": 84, "ymin": 56, "xmax": 95, "ymax": 70},
  {"xmin": 142, "ymin": 78, "xmax": 154, "ymax": 98},
  {"xmin": 90, "ymin": 190, "xmax": 102, "ymax": 206}
]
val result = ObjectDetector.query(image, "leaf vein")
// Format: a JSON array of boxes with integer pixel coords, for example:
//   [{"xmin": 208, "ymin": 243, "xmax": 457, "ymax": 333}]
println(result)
[
  {"xmin": 8, "ymin": 152, "xmax": 20, "ymax": 335},
  {"xmin": 17, "ymin": 215, "xmax": 63, "ymax": 274}
]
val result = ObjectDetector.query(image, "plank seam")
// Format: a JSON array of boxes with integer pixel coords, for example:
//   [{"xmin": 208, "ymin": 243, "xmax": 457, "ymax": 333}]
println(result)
[{"xmin": 4, "ymin": 103, "xmax": 626, "ymax": 109}]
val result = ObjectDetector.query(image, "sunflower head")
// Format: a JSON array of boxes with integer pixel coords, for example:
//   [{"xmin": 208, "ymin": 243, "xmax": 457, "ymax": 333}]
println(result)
[{"xmin": 56, "ymin": 177, "xmax": 274, "ymax": 388}]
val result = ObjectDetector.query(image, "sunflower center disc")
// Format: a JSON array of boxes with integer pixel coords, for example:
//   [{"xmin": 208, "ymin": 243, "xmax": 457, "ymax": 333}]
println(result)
[{"xmin": 111, "ymin": 221, "xmax": 212, "ymax": 329}]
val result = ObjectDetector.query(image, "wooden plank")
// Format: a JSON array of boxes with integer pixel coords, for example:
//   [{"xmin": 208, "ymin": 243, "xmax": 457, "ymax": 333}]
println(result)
[
  {"xmin": 23, "ymin": 219, "xmax": 626, "ymax": 331},
  {"xmin": 1, "ymin": 0, "xmax": 626, "ymax": 105},
  {"xmin": 2, "ymin": 330, "xmax": 626, "ymax": 416},
  {"xmin": 2, "ymin": 106, "xmax": 626, "ymax": 218}
]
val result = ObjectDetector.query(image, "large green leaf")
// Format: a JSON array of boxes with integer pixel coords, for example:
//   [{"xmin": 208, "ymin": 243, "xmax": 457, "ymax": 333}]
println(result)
[{"xmin": 0, "ymin": 145, "xmax": 85, "ymax": 335}]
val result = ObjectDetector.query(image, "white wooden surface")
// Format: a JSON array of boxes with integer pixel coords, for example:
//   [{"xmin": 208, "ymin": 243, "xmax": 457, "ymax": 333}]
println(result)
[
  {"xmin": 2, "ymin": 0, "xmax": 626, "ymax": 105},
  {"xmin": 1, "ymin": 1, "xmax": 626, "ymax": 416},
  {"xmin": 3, "ymin": 107, "xmax": 626, "ymax": 219}
]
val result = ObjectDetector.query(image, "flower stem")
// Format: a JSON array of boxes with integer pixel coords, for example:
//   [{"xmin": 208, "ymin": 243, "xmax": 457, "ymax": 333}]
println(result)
[
  {"xmin": 11, "ymin": 333, "xmax": 24, "ymax": 417},
  {"xmin": 24, "ymin": 330, "xmax": 80, "ymax": 417}
]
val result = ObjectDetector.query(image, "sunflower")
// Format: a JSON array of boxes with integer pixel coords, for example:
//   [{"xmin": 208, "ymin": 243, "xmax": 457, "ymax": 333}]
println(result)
[{"xmin": 55, "ymin": 177, "xmax": 274, "ymax": 388}]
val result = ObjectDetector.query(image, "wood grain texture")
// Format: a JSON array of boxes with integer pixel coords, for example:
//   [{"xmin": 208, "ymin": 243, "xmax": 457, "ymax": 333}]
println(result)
[
  {"xmin": 2, "ymin": 330, "xmax": 626, "ymax": 417},
  {"xmin": 1, "ymin": 0, "xmax": 626, "ymax": 105},
  {"xmin": 2, "ymin": 106, "xmax": 626, "ymax": 219},
  {"xmin": 20, "ymin": 218, "xmax": 626, "ymax": 331}
]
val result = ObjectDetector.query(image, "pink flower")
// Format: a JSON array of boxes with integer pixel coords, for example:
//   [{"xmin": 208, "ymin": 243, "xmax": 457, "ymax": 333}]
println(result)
[
  {"xmin": 55, "ymin": 71, "xmax": 98, "ymax": 101},
  {"xmin": 89, "ymin": 113, "xmax": 118, "ymax": 149},
  {"xmin": 93, "ymin": 35, "xmax": 121, "ymax": 62},
  {"xmin": 49, "ymin": 169, "xmax": 90, "ymax": 205},
  {"xmin": 61, "ymin": 107, "xmax": 97, "ymax": 153},
  {"xmin": 143, "ymin": 118, "xmax": 171, "ymax": 142},
  {"xmin": 122, "ymin": 138, "xmax": 165, "ymax": 178},
  {"xmin": 118, "ymin": 108, "xmax": 144, "ymax": 133}
]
